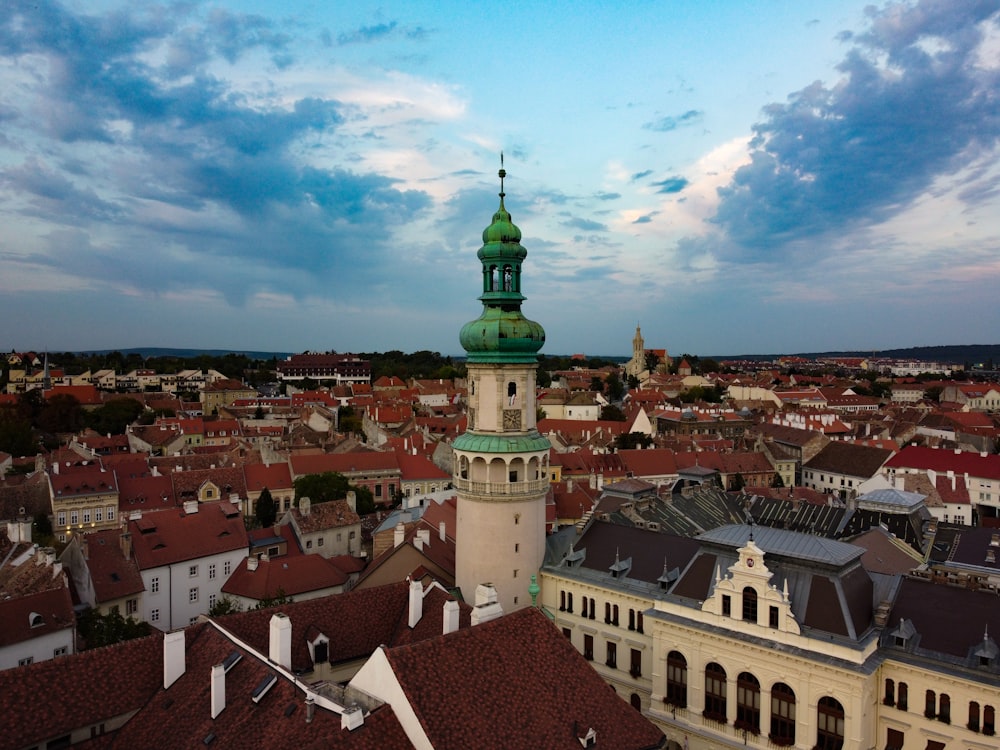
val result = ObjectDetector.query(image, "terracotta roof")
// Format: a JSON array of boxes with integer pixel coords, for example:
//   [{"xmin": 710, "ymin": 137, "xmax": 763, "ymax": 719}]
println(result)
[
  {"xmin": 222, "ymin": 554, "xmax": 348, "ymax": 599},
  {"xmin": 290, "ymin": 499, "xmax": 360, "ymax": 534},
  {"xmin": 381, "ymin": 607, "xmax": 665, "ymax": 750},
  {"xmin": 50, "ymin": 463, "xmax": 119, "ymax": 499},
  {"xmin": 81, "ymin": 529, "xmax": 145, "ymax": 602},
  {"xmin": 0, "ymin": 632, "xmax": 163, "ymax": 749},
  {"xmin": 0, "ymin": 583, "xmax": 74, "ymax": 648},
  {"xmin": 244, "ymin": 461, "xmax": 293, "ymax": 493},
  {"xmin": 128, "ymin": 501, "xmax": 248, "ymax": 569},
  {"xmin": 171, "ymin": 466, "xmax": 247, "ymax": 502},
  {"xmin": 290, "ymin": 452, "xmax": 400, "ymax": 477},
  {"xmin": 116, "ymin": 472, "xmax": 177, "ymax": 512},
  {"xmin": 802, "ymin": 441, "xmax": 894, "ymax": 478},
  {"xmin": 885, "ymin": 445, "xmax": 1000, "ymax": 480},
  {"xmin": 213, "ymin": 581, "xmax": 471, "ymax": 674}
]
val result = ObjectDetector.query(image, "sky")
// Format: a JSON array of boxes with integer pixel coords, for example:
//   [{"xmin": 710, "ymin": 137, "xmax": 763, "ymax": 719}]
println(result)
[{"xmin": 2, "ymin": 0, "xmax": 999, "ymax": 359}]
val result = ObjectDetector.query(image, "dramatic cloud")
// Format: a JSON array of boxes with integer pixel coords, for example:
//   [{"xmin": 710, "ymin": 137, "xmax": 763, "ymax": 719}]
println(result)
[
  {"xmin": 709, "ymin": 0, "xmax": 1000, "ymax": 258},
  {"xmin": 652, "ymin": 177, "xmax": 689, "ymax": 194}
]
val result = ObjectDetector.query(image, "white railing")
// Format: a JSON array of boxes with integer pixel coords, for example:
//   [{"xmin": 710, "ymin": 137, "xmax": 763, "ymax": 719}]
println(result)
[{"xmin": 454, "ymin": 477, "xmax": 550, "ymax": 497}]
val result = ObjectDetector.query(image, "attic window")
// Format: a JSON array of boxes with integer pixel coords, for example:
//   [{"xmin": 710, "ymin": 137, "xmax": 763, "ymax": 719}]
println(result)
[
  {"xmin": 252, "ymin": 674, "xmax": 278, "ymax": 704},
  {"xmin": 29, "ymin": 612, "xmax": 44, "ymax": 628},
  {"xmin": 222, "ymin": 651, "xmax": 243, "ymax": 673}
]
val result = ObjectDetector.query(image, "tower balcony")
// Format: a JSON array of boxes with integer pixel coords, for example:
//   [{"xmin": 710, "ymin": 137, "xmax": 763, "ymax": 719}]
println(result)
[{"xmin": 454, "ymin": 476, "xmax": 550, "ymax": 498}]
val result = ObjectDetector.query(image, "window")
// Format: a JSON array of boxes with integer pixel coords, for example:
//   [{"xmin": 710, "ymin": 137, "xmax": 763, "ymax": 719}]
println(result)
[
  {"xmin": 666, "ymin": 651, "xmax": 687, "ymax": 707},
  {"xmin": 969, "ymin": 701, "xmax": 981, "ymax": 732},
  {"xmin": 514, "ymin": 543, "xmax": 519, "ymax": 553},
  {"xmin": 189, "ymin": 565, "xmax": 198, "ymax": 577},
  {"xmin": 742, "ymin": 586, "xmax": 757, "ymax": 623},
  {"xmin": 885, "ymin": 727, "xmax": 904, "ymax": 750},
  {"xmin": 605, "ymin": 641, "xmax": 617, "ymax": 669},
  {"xmin": 107, "ymin": 506, "xmax": 115, "ymax": 521},
  {"xmin": 126, "ymin": 599, "xmax": 137, "ymax": 616},
  {"xmin": 513, "ymin": 569, "xmax": 518, "ymax": 578},
  {"xmin": 722, "ymin": 594, "xmax": 731, "ymax": 617},
  {"xmin": 560, "ymin": 591, "xmax": 566, "ymax": 611},
  {"xmin": 605, "ymin": 602, "xmax": 612, "ymax": 623},
  {"xmin": 636, "ymin": 611, "xmax": 644, "ymax": 633},
  {"xmin": 985, "ymin": 704, "xmax": 995, "ymax": 735},
  {"xmin": 562, "ymin": 627, "xmax": 572, "ymax": 639},
  {"xmin": 816, "ymin": 696, "xmax": 845, "ymax": 750},
  {"xmin": 306, "ymin": 540, "xmax": 313, "ymax": 549},
  {"xmin": 925, "ymin": 689, "xmax": 936, "ymax": 719},
  {"xmin": 939, "ymin": 693, "xmax": 950, "ymax": 724},
  {"xmin": 704, "ymin": 662, "xmax": 727, "ymax": 722},
  {"xmin": 629, "ymin": 609, "xmax": 635, "ymax": 630},
  {"xmin": 57, "ymin": 512, "xmax": 66, "ymax": 526},
  {"xmin": 375, "ymin": 485, "xmax": 382, "ymax": 498},
  {"xmin": 208, "ymin": 564, "xmax": 216, "ymax": 580},
  {"xmin": 769, "ymin": 605, "xmax": 779, "ymax": 628},
  {"xmin": 583, "ymin": 634, "xmax": 594, "ymax": 660},
  {"xmin": 83, "ymin": 509, "xmax": 91, "ymax": 523},
  {"xmin": 71, "ymin": 511, "xmax": 79, "ymax": 525},
  {"xmin": 612, "ymin": 604, "xmax": 619, "ymax": 626},
  {"xmin": 224, "ymin": 561, "xmax": 232, "ymax": 577},
  {"xmin": 897, "ymin": 682, "xmax": 908, "ymax": 711},
  {"xmin": 566, "ymin": 592, "xmax": 573, "ymax": 614},
  {"xmin": 189, "ymin": 587, "xmax": 198, "ymax": 603},
  {"xmin": 736, "ymin": 672, "xmax": 761, "ymax": 734},
  {"xmin": 53, "ymin": 646, "xmax": 68, "ymax": 657},
  {"xmin": 770, "ymin": 682, "xmax": 796, "ymax": 746},
  {"xmin": 18, "ymin": 657, "xmax": 33, "ymax": 667},
  {"xmin": 883, "ymin": 678, "xmax": 894, "ymax": 706},
  {"xmin": 630, "ymin": 648, "xmax": 642, "ymax": 678},
  {"xmin": 209, "ymin": 594, "xmax": 217, "ymax": 610},
  {"xmin": 150, "ymin": 577, "xmax": 160, "ymax": 594},
  {"xmin": 95, "ymin": 507, "xmax": 103, "ymax": 522},
  {"xmin": 151, "ymin": 609, "xmax": 160, "ymax": 622}
]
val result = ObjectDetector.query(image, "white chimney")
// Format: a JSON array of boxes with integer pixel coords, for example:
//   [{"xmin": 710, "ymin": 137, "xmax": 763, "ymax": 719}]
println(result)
[
  {"xmin": 211, "ymin": 663, "xmax": 226, "ymax": 719},
  {"xmin": 300, "ymin": 497, "xmax": 311, "ymax": 517},
  {"xmin": 471, "ymin": 583, "xmax": 503, "ymax": 625},
  {"xmin": 269, "ymin": 613, "xmax": 292, "ymax": 669},
  {"xmin": 394, "ymin": 522, "xmax": 405, "ymax": 548},
  {"xmin": 408, "ymin": 578, "xmax": 423, "ymax": 628},
  {"xmin": 439, "ymin": 521, "xmax": 447, "ymax": 542},
  {"xmin": 247, "ymin": 555, "xmax": 259, "ymax": 571},
  {"xmin": 417, "ymin": 528, "xmax": 430, "ymax": 547},
  {"xmin": 163, "ymin": 630, "xmax": 186, "ymax": 689},
  {"xmin": 183, "ymin": 500, "xmax": 199, "ymax": 514},
  {"xmin": 566, "ymin": 479, "xmax": 574, "ymax": 493},
  {"xmin": 443, "ymin": 600, "xmax": 460, "ymax": 635},
  {"xmin": 346, "ymin": 491, "xmax": 356, "ymax": 512},
  {"xmin": 341, "ymin": 705, "xmax": 364, "ymax": 731}
]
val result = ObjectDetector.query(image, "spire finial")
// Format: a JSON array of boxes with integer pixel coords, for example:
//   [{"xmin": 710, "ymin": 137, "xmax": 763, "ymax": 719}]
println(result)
[{"xmin": 498, "ymin": 151, "xmax": 506, "ymax": 200}]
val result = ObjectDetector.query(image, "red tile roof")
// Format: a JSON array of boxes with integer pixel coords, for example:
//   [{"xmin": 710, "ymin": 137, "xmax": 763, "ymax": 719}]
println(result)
[
  {"xmin": 222, "ymin": 554, "xmax": 348, "ymax": 599},
  {"xmin": 291, "ymin": 452, "xmax": 400, "ymax": 477},
  {"xmin": 885, "ymin": 445, "xmax": 1000, "ymax": 480},
  {"xmin": 382, "ymin": 607, "xmax": 665, "ymax": 750},
  {"xmin": 81, "ymin": 529, "xmax": 145, "ymax": 603},
  {"xmin": 244, "ymin": 461, "xmax": 293, "ymax": 493},
  {"xmin": 128, "ymin": 501, "xmax": 248, "ymax": 569}
]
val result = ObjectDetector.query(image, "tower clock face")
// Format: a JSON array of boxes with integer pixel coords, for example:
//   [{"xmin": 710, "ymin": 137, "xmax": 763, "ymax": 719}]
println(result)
[{"xmin": 503, "ymin": 409, "xmax": 521, "ymax": 430}]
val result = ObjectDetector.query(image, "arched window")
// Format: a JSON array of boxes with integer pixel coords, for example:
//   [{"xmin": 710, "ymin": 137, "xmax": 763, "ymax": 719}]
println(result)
[
  {"xmin": 507, "ymin": 381, "xmax": 517, "ymax": 405},
  {"xmin": 939, "ymin": 693, "xmax": 950, "ymax": 724},
  {"xmin": 704, "ymin": 662, "xmax": 727, "ymax": 722},
  {"xmin": 925, "ymin": 689, "xmax": 937, "ymax": 719},
  {"xmin": 883, "ymin": 678, "xmax": 895, "ymax": 706},
  {"xmin": 969, "ymin": 701, "xmax": 981, "ymax": 732},
  {"xmin": 612, "ymin": 604, "xmax": 619, "ymax": 625},
  {"xmin": 742, "ymin": 586, "xmax": 758, "ymax": 623},
  {"xmin": 769, "ymin": 682, "xmax": 796, "ymax": 746},
  {"xmin": 560, "ymin": 591, "xmax": 566, "ymax": 611},
  {"xmin": 897, "ymin": 682, "xmax": 908, "ymax": 711},
  {"xmin": 984, "ymin": 704, "xmax": 995, "ymax": 735},
  {"xmin": 666, "ymin": 651, "xmax": 687, "ymax": 707},
  {"xmin": 605, "ymin": 602, "xmax": 612, "ymax": 623},
  {"xmin": 736, "ymin": 672, "xmax": 761, "ymax": 734},
  {"xmin": 566, "ymin": 592, "xmax": 573, "ymax": 614},
  {"xmin": 630, "ymin": 693, "xmax": 642, "ymax": 711},
  {"xmin": 816, "ymin": 696, "xmax": 845, "ymax": 750}
]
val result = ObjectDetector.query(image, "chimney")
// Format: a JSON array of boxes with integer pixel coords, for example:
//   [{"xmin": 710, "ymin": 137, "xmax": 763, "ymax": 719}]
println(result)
[
  {"xmin": 300, "ymin": 497, "xmax": 311, "ymax": 517},
  {"xmin": 394, "ymin": 522, "xmax": 405, "ymax": 548},
  {"xmin": 346, "ymin": 491, "xmax": 356, "ymax": 513},
  {"xmin": 269, "ymin": 613, "xmax": 292, "ymax": 669},
  {"xmin": 211, "ymin": 663, "xmax": 226, "ymax": 719},
  {"xmin": 470, "ymin": 583, "xmax": 503, "ymax": 625},
  {"xmin": 120, "ymin": 531, "xmax": 132, "ymax": 560},
  {"xmin": 597, "ymin": 473, "xmax": 604, "ymax": 490},
  {"xmin": 183, "ymin": 499, "xmax": 199, "ymax": 514},
  {"xmin": 305, "ymin": 694, "xmax": 315, "ymax": 724},
  {"xmin": 341, "ymin": 705, "xmax": 364, "ymax": 731},
  {"xmin": 566, "ymin": 478, "xmax": 574, "ymax": 493},
  {"xmin": 443, "ymin": 600, "xmax": 460, "ymax": 635},
  {"xmin": 417, "ymin": 528, "xmax": 430, "ymax": 547},
  {"xmin": 163, "ymin": 630, "xmax": 186, "ymax": 689},
  {"xmin": 439, "ymin": 521, "xmax": 447, "ymax": 542},
  {"xmin": 247, "ymin": 555, "xmax": 259, "ymax": 571},
  {"xmin": 52, "ymin": 462, "xmax": 59, "ymax": 475},
  {"xmin": 408, "ymin": 578, "xmax": 423, "ymax": 628}
]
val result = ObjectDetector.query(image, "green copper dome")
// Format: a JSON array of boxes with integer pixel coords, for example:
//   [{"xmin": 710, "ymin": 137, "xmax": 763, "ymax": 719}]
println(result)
[{"xmin": 459, "ymin": 165, "xmax": 545, "ymax": 364}]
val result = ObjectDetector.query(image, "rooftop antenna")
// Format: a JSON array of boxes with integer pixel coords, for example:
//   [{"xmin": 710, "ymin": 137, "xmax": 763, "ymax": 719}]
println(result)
[{"xmin": 499, "ymin": 151, "xmax": 506, "ymax": 199}]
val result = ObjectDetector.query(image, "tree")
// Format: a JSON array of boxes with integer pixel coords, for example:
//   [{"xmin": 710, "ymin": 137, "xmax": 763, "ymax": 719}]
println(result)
[
  {"xmin": 604, "ymin": 372, "xmax": 625, "ymax": 401},
  {"xmin": 85, "ymin": 398, "xmax": 144, "ymax": 435},
  {"xmin": 536, "ymin": 368, "xmax": 552, "ymax": 388},
  {"xmin": 771, "ymin": 473, "xmax": 785, "ymax": 488},
  {"xmin": 255, "ymin": 588, "xmax": 294, "ymax": 609},
  {"xmin": 294, "ymin": 472, "xmax": 350, "ymax": 504},
  {"xmin": 590, "ymin": 375, "xmax": 604, "ymax": 393},
  {"xmin": 256, "ymin": 487, "xmax": 277, "ymax": 528},
  {"xmin": 644, "ymin": 351, "xmax": 660, "ymax": 373},
  {"xmin": 600, "ymin": 404, "xmax": 626, "ymax": 421},
  {"xmin": 731, "ymin": 472, "xmax": 746, "ymax": 491},
  {"xmin": 209, "ymin": 595, "xmax": 244, "ymax": 617},
  {"xmin": 338, "ymin": 405, "xmax": 363, "ymax": 435},
  {"xmin": 614, "ymin": 432, "xmax": 654, "ymax": 451},
  {"xmin": 76, "ymin": 608, "xmax": 151, "ymax": 649},
  {"xmin": 37, "ymin": 394, "xmax": 85, "ymax": 434},
  {"xmin": 0, "ymin": 406, "xmax": 36, "ymax": 456}
]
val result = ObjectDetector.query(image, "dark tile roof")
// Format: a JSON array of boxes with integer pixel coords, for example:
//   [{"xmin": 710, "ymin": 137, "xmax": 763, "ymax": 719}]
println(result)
[
  {"xmin": 213, "ymin": 581, "xmax": 470, "ymax": 674},
  {"xmin": 382, "ymin": 607, "xmax": 665, "ymax": 750},
  {"xmin": 0, "ymin": 632, "xmax": 162, "ymax": 749},
  {"xmin": 802, "ymin": 441, "xmax": 894, "ymax": 478},
  {"xmin": 82, "ymin": 528, "xmax": 145, "ymax": 602},
  {"xmin": 128, "ymin": 501, "xmax": 248, "ymax": 569}
]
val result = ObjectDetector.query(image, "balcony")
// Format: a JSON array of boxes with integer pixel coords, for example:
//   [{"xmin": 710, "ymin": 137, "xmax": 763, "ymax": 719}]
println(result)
[{"xmin": 454, "ymin": 477, "xmax": 550, "ymax": 498}]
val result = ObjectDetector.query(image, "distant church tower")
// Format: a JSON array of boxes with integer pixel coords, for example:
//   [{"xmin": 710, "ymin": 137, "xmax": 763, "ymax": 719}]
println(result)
[
  {"xmin": 454, "ymin": 162, "xmax": 551, "ymax": 613},
  {"xmin": 625, "ymin": 325, "xmax": 645, "ymax": 380}
]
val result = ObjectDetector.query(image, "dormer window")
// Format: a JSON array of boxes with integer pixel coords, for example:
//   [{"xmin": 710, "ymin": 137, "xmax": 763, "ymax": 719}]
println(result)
[{"xmin": 29, "ymin": 612, "xmax": 44, "ymax": 628}]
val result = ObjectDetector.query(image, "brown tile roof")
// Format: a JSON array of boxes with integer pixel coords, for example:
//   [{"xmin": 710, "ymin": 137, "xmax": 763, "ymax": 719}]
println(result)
[
  {"xmin": 0, "ymin": 584, "xmax": 74, "ymax": 648},
  {"xmin": 290, "ymin": 499, "xmax": 360, "ymax": 534},
  {"xmin": 0, "ymin": 632, "xmax": 163, "ymax": 749},
  {"xmin": 128, "ymin": 501, "xmax": 248, "ymax": 569},
  {"xmin": 213, "ymin": 581, "xmax": 471, "ymax": 674},
  {"xmin": 244, "ymin": 461, "xmax": 293, "ymax": 493},
  {"xmin": 290, "ymin": 451, "xmax": 400, "ymax": 477},
  {"xmin": 382, "ymin": 607, "xmax": 666, "ymax": 750},
  {"xmin": 222, "ymin": 554, "xmax": 348, "ymax": 599},
  {"xmin": 802, "ymin": 441, "xmax": 894, "ymax": 478},
  {"xmin": 0, "ymin": 471, "xmax": 51, "ymax": 521},
  {"xmin": 81, "ymin": 529, "xmax": 145, "ymax": 602},
  {"xmin": 170, "ymin": 465, "xmax": 247, "ymax": 502}
]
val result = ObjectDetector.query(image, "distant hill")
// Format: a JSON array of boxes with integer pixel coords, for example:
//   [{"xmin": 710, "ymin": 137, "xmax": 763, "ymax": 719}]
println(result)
[
  {"xmin": 709, "ymin": 345, "xmax": 1000, "ymax": 365},
  {"xmin": 75, "ymin": 347, "xmax": 295, "ymax": 360}
]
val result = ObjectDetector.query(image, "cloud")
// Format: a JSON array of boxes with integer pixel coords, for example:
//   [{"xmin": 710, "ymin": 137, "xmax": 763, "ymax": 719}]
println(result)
[
  {"xmin": 561, "ymin": 217, "xmax": 609, "ymax": 232},
  {"xmin": 337, "ymin": 21, "xmax": 399, "ymax": 46},
  {"xmin": 631, "ymin": 169, "xmax": 653, "ymax": 181},
  {"xmin": 643, "ymin": 109, "xmax": 703, "ymax": 132},
  {"xmin": 652, "ymin": 176, "xmax": 689, "ymax": 194},
  {"xmin": 595, "ymin": 191, "xmax": 621, "ymax": 201},
  {"xmin": 708, "ymin": 0, "xmax": 1000, "ymax": 260}
]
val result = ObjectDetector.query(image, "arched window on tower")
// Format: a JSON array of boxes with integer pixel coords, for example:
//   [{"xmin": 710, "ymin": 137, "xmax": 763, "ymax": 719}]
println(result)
[
  {"xmin": 508, "ymin": 381, "xmax": 517, "ymax": 406},
  {"xmin": 502, "ymin": 265, "xmax": 513, "ymax": 291},
  {"xmin": 490, "ymin": 265, "xmax": 498, "ymax": 291}
]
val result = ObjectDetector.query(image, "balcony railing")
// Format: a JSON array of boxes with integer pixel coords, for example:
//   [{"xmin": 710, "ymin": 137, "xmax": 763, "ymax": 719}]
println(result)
[{"xmin": 454, "ymin": 477, "xmax": 550, "ymax": 497}]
